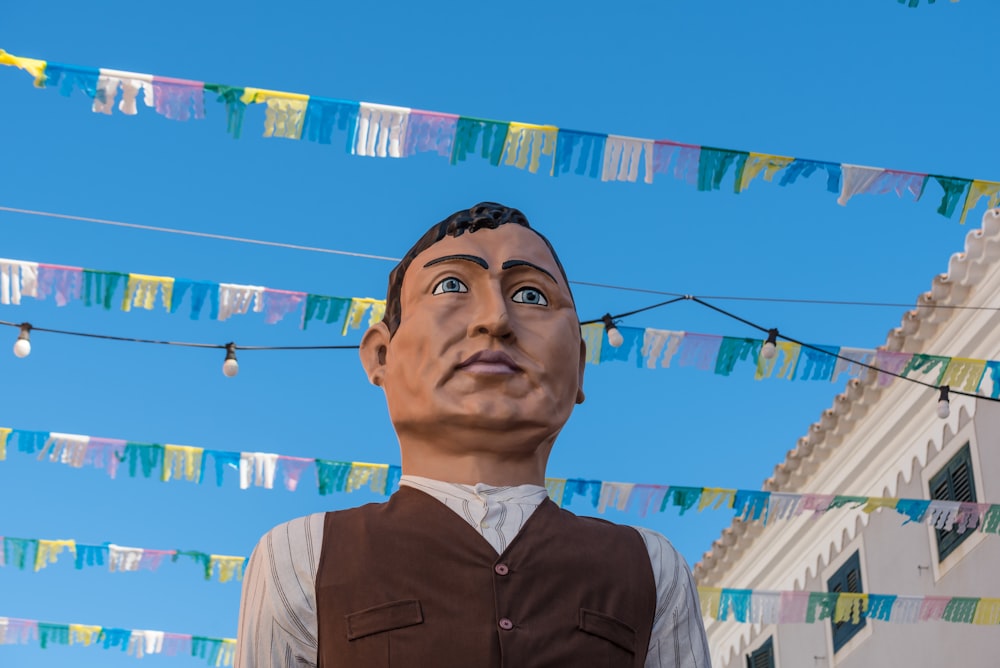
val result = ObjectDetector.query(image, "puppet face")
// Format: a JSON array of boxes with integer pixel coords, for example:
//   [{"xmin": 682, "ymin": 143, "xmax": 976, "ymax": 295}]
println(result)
[{"xmin": 372, "ymin": 224, "xmax": 585, "ymax": 447}]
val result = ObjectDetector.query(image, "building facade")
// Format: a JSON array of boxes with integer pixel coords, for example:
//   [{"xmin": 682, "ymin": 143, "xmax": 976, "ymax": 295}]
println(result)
[{"xmin": 695, "ymin": 209, "xmax": 1000, "ymax": 667}]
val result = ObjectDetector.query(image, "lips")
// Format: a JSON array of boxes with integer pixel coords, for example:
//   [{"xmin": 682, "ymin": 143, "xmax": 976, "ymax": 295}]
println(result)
[{"xmin": 457, "ymin": 350, "xmax": 522, "ymax": 374}]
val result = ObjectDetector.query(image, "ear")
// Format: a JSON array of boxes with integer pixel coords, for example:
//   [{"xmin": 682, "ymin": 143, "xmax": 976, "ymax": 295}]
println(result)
[
  {"xmin": 576, "ymin": 337, "xmax": 586, "ymax": 404},
  {"xmin": 359, "ymin": 321, "xmax": 391, "ymax": 387}
]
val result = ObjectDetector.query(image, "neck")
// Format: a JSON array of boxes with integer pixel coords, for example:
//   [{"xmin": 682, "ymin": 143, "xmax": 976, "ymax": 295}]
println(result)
[{"xmin": 398, "ymin": 436, "xmax": 552, "ymax": 487}]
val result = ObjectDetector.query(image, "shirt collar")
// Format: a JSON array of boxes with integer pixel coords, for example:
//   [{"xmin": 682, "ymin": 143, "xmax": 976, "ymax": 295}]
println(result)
[{"xmin": 400, "ymin": 474, "xmax": 550, "ymax": 505}]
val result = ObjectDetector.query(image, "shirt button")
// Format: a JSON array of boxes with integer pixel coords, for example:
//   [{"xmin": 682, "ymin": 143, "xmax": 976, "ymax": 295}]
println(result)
[
  {"xmin": 494, "ymin": 563, "xmax": 509, "ymax": 576},
  {"xmin": 480, "ymin": 521, "xmax": 490, "ymax": 529},
  {"xmin": 498, "ymin": 618, "xmax": 514, "ymax": 630}
]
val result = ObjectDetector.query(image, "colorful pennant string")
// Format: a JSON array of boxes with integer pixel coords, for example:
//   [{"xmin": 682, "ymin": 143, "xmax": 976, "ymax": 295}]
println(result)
[
  {"xmin": 584, "ymin": 324, "xmax": 1000, "ymax": 397},
  {"xmin": 0, "ymin": 256, "xmax": 383, "ymax": 332},
  {"xmin": 4, "ymin": 427, "xmax": 998, "ymax": 535},
  {"xmin": 5, "ymin": 536, "xmax": 998, "ymax": 628},
  {"xmin": 1, "ymin": 48, "xmax": 992, "ymax": 223},
  {"xmin": 0, "ymin": 535, "xmax": 244, "ymax": 582},
  {"xmin": 0, "ymin": 536, "xmax": 246, "ymax": 582},
  {"xmin": 697, "ymin": 587, "xmax": 999, "ymax": 626},
  {"xmin": 0, "ymin": 617, "xmax": 235, "ymax": 665}
]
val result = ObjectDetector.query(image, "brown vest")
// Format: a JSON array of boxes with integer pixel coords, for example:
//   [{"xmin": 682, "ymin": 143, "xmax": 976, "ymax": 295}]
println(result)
[{"xmin": 315, "ymin": 486, "xmax": 656, "ymax": 668}]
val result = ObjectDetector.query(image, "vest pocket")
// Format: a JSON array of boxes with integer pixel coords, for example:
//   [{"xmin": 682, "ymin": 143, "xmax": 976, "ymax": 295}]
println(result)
[
  {"xmin": 577, "ymin": 608, "xmax": 637, "ymax": 654},
  {"xmin": 346, "ymin": 599, "xmax": 424, "ymax": 641}
]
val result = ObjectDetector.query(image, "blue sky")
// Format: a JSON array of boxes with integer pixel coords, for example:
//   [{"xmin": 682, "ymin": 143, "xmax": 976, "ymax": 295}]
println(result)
[{"xmin": 0, "ymin": 0, "xmax": 994, "ymax": 665}]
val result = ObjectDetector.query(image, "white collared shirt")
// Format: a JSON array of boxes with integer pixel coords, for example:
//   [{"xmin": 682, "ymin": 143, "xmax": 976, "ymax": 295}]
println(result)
[{"xmin": 235, "ymin": 475, "xmax": 711, "ymax": 667}]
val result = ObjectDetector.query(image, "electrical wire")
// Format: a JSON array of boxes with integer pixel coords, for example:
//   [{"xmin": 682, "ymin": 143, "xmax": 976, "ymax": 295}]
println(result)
[
  {"xmin": 0, "ymin": 319, "xmax": 359, "ymax": 351},
  {"xmin": 4, "ymin": 295, "xmax": 999, "ymax": 405},
  {"xmin": 5, "ymin": 203, "xmax": 1000, "ymax": 313},
  {"xmin": 0, "ymin": 205, "xmax": 402, "ymax": 263}
]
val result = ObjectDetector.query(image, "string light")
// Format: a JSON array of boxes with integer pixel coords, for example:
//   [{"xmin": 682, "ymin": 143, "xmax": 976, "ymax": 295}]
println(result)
[
  {"xmin": 222, "ymin": 343, "xmax": 239, "ymax": 377},
  {"xmin": 2, "ymin": 304, "xmax": 998, "ymax": 407},
  {"xmin": 601, "ymin": 314, "xmax": 624, "ymax": 348},
  {"xmin": 761, "ymin": 328, "xmax": 779, "ymax": 360},
  {"xmin": 937, "ymin": 385, "xmax": 951, "ymax": 419},
  {"xmin": 13, "ymin": 323, "xmax": 31, "ymax": 358}
]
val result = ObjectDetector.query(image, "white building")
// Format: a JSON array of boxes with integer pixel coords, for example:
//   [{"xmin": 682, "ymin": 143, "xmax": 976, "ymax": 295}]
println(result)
[{"xmin": 695, "ymin": 209, "xmax": 1000, "ymax": 668}]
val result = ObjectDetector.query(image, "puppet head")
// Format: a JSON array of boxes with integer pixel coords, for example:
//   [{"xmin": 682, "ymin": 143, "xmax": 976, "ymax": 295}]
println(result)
[{"xmin": 359, "ymin": 203, "xmax": 585, "ymax": 484}]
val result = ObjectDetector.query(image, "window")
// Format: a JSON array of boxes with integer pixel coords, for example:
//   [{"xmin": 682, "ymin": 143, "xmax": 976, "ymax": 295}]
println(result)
[
  {"xmin": 745, "ymin": 637, "xmax": 774, "ymax": 668},
  {"xmin": 828, "ymin": 551, "xmax": 865, "ymax": 652},
  {"xmin": 929, "ymin": 443, "xmax": 977, "ymax": 561}
]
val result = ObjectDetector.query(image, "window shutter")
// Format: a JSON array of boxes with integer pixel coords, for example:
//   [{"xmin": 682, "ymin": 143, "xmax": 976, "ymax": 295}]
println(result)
[
  {"xmin": 930, "ymin": 443, "xmax": 978, "ymax": 560},
  {"xmin": 829, "ymin": 551, "xmax": 866, "ymax": 651}
]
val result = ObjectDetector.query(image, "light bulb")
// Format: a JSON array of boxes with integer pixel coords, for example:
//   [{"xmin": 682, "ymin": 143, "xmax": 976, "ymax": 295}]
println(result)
[
  {"xmin": 13, "ymin": 323, "xmax": 31, "ymax": 358},
  {"xmin": 607, "ymin": 326, "xmax": 624, "ymax": 348},
  {"xmin": 222, "ymin": 343, "xmax": 239, "ymax": 377},
  {"xmin": 760, "ymin": 328, "xmax": 779, "ymax": 359},
  {"xmin": 601, "ymin": 313, "xmax": 624, "ymax": 348},
  {"xmin": 936, "ymin": 385, "xmax": 950, "ymax": 419},
  {"xmin": 13, "ymin": 338, "xmax": 30, "ymax": 358}
]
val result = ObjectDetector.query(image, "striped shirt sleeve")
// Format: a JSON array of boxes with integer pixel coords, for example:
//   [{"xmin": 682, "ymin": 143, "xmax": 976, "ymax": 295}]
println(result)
[
  {"xmin": 634, "ymin": 527, "xmax": 712, "ymax": 668},
  {"xmin": 235, "ymin": 513, "xmax": 325, "ymax": 668}
]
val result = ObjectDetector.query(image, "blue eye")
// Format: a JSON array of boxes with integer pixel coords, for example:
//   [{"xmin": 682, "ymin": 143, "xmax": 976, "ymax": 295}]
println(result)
[
  {"xmin": 511, "ymin": 287, "xmax": 548, "ymax": 306},
  {"xmin": 432, "ymin": 277, "xmax": 468, "ymax": 295}
]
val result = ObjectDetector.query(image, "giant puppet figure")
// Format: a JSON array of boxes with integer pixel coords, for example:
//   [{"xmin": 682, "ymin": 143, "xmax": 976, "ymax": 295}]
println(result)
[{"xmin": 236, "ymin": 203, "xmax": 711, "ymax": 668}]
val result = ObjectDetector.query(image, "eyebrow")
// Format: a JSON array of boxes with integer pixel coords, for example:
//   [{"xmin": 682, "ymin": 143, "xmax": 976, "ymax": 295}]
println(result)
[
  {"xmin": 423, "ymin": 254, "xmax": 489, "ymax": 270},
  {"xmin": 501, "ymin": 259, "xmax": 559, "ymax": 284}
]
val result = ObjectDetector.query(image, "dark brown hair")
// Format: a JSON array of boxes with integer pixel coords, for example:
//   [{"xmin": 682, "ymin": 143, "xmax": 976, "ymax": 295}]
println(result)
[{"xmin": 382, "ymin": 202, "xmax": 573, "ymax": 336}]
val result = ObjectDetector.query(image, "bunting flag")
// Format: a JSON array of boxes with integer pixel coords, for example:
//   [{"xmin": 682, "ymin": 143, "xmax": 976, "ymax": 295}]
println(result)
[
  {"xmin": 0, "ymin": 255, "xmax": 383, "ymax": 332},
  {"xmin": 6, "ymin": 535, "xmax": 1000, "ymax": 628},
  {"xmin": 585, "ymin": 325, "xmax": 1000, "ymax": 398},
  {"xmin": 0, "ymin": 617, "xmax": 236, "ymax": 665},
  {"xmin": 4, "ymin": 427, "xmax": 999, "ymax": 535},
  {"xmin": 0, "ymin": 535, "xmax": 244, "ymax": 582},
  {"xmin": 1, "ymin": 47, "xmax": 990, "ymax": 223},
  {"xmin": 698, "ymin": 587, "xmax": 999, "ymax": 626},
  {"xmin": 1, "ymin": 536, "xmax": 244, "ymax": 582}
]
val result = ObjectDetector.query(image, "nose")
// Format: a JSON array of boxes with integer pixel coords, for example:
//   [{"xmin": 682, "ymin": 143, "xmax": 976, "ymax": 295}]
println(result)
[{"xmin": 467, "ymin": 286, "xmax": 515, "ymax": 340}]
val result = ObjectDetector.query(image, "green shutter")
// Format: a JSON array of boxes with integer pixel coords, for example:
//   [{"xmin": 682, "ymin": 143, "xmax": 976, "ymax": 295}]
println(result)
[
  {"xmin": 930, "ymin": 443, "xmax": 978, "ymax": 560},
  {"xmin": 828, "ymin": 551, "xmax": 866, "ymax": 651}
]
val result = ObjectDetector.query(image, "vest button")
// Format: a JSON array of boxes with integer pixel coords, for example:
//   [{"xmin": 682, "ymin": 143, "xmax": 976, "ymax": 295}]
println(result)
[
  {"xmin": 498, "ymin": 618, "xmax": 514, "ymax": 630},
  {"xmin": 494, "ymin": 563, "xmax": 509, "ymax": 576}
]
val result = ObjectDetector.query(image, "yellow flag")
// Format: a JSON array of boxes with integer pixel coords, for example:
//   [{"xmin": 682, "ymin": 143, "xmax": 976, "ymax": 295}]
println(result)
[
  {"xmin": 940, "ymin": 357, "xmax": 988, "ymax": 393},
  {"xmin": 834, "ymin": 593, "xmax": 868, "ymax": 624},
  {"xmin": 697, "ymin": 587, "xmax": 722, "ymax": 618},
  {"xmin": 346, "ymin": 462, "xmax": 389, "ymax": 493},
  {"xmin": 0, "ymin": 427, "xmax": 11, "ymax": 461},
  {"xmin": 972, "ymin": 598, "xmax": 1000, "ymax": 625},
  {"xmin": 581, "ymin": 323, "xmax": 604, "ymax": 364},
  {"xmin": 545, "ymin": 478, "xmax": 567, "ymax": 505},
  {"xmin": 341, "ymin": 298, "xmax": 386, "ymax": 335},
  {"xmin": 162, "ymin": 445, "xmax": 204, "ymax": 483},
  {"xmin": 210, "ymin": 555, "xmax": 247, "ymax": 583},
  {"xmin": 755, "ymin": 341, "xmax": 801, "ymax": 380},
  {"xmin": 34, "ymin": 539, "xmax": 76, "ymax": 572},
  {"xmin": 122, "ymin": 274, "xmax": 174, "ymax": 312},
  {"xmin": 736, "ymin": 153, "xmax": 795, "ymax": 192},
  {"xmin": 217, "ymin": 639, "xmax": 238, "ymax": 667},
  {"xmin": 0, "ymin": 49, "xmax": 47, "ymax": 86},
  {"xmin": 960, "ymin": 181, "xmax": 1000, "ymax": 225},
  {"xmin": 240, "ymin": 88, "xmax": 309, "ymax": 140},
  {"xmin": 862, "ymin": 497, "xmax": 899, "ymax": 513},
  {"xmin": 698, "ymin": 488, "xmax": 736, "ymax": 511},
  {"xmin": 502, "ymin": 122, "xmax": 559, "ymax": 174},
  {"xmin": 69, "ymin": 624, "xmax": 102, "ymax": 646}
]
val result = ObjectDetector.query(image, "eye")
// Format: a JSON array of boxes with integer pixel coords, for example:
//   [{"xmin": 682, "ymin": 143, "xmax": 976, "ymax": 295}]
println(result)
[
  {"xmin": 511, "ymin": 287, "xmax": 548, "ymax": 306},
  {"xmin": 432, "ymin": 277, "xmax": 468, "ymax": 295}
]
